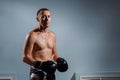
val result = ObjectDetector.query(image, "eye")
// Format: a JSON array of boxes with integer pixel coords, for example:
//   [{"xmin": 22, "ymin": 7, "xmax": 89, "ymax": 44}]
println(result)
[
  {"xmin": 48, "ymin": 15, "xmax": 51, "ymax": 18},
  {"xmin": 41, "ymin": 15, "xmax": 45, "ymax": 18}
]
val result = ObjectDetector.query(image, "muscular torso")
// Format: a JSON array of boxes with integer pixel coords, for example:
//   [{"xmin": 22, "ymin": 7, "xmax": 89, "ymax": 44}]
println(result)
[{"xmin": 32, "ymin": 29, "xmax": 55, "ymax": 62}]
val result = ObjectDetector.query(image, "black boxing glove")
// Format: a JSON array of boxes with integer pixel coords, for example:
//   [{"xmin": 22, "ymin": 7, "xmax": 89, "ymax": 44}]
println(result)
[
  {"xmin": 56, "ymin": 57, "xmax": 68, "ymax": 72},
  {"xmin": 32, "ymin": 61, "xmax": 42, "ymax": 69},
  {"xmin": 40, "ymin": 61, "xmax": 57, "ymax": 73},
  {"xmin": 30, "ymin": 70, "xmax": 45, "ymax": 80}
]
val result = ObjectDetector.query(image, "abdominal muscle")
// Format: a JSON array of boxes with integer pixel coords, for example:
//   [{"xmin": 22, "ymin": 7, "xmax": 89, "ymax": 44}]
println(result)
[{"xmin": 32, "ymin": 48, "xmax": 54, "ymax": 62}]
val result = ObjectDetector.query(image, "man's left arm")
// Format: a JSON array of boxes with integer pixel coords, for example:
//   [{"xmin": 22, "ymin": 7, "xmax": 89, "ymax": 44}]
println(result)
[{"xmin": 53, "ymin": 34, "xmax": 59, "ymax": 61}]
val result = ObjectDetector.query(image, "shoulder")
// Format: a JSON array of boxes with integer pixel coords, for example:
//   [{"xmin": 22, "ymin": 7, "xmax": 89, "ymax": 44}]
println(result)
[
  {"xmin": 25, "ymin": 30, "xmax": 37, "ymax": 41},
  {"xmin": 29, "ymin": 27, "xmax": 39, "ymax": 37}
]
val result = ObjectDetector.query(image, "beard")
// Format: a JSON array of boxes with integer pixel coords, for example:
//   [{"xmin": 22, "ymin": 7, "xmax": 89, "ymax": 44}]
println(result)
[
  {"xmin": 40, "ymin": 25, "xmax": 48, "ymax": 31},
  {"xmin": 40, "ymin": 21, "xmax": 50, "ymax": 31}
]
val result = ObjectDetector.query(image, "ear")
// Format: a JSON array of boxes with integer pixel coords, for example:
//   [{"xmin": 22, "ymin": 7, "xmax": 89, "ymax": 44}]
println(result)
[{"xmin": 36, "ymin": 17, "xmax": 39, "ymax": 22}]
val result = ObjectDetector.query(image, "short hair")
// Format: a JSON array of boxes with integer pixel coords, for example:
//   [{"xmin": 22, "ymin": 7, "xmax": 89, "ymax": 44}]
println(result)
[{"xmin": 37, "ymin": 8, "xmax": 50, "ymax": 16}]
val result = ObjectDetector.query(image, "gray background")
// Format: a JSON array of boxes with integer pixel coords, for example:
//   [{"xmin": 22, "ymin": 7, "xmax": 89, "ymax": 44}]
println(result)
[{"xmin": 0, "ymin": 0, "xmax": 120, "ymax": 80}]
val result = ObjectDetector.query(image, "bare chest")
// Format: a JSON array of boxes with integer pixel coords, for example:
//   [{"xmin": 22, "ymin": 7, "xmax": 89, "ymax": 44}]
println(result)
[{"xmin": 34, "ymin": 34, "xmax": 54, "ymax": 50}]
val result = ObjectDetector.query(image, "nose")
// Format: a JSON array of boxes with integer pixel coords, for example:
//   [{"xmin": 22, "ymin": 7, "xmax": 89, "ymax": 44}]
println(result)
[{"xmin": 45, "ymin": 17, "xmax": 48, "ymax": 21}]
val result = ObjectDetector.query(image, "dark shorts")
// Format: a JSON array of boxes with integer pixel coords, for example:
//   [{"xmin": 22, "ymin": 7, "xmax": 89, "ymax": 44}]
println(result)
[{"xmin": 30, "ymin": 67, "xmax": 55, "ymax": 80}]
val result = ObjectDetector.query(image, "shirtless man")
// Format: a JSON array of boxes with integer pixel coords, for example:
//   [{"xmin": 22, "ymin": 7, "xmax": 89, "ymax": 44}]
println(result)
[
  {"xmin": 23, "ymin": 8, "xmax": 68, "ymax": 80},
  {"xmin": 23, "ymin": 8, "xmax": 59, "ymax": 80}
]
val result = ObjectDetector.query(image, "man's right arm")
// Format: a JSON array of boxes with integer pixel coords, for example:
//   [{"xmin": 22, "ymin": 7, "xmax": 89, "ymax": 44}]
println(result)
[{"xmin": 22, "ymin": 32, "xmax": 36, "ymax": 66}]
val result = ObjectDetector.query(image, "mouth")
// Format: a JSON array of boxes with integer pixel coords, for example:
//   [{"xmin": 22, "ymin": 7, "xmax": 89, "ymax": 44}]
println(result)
[{"xmin": 44, "ymin": 22, "xmax": 49, "ymax": 25}]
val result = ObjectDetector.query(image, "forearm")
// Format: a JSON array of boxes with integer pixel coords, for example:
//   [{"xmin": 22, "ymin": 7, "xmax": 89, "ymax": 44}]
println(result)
[
  {"xmin": 54, "ymin": 52, "xmax": 59, "ymax": 61},
  {"xmin": 23, "ymin": 56, "xmax": 35, "ymax": 66}
]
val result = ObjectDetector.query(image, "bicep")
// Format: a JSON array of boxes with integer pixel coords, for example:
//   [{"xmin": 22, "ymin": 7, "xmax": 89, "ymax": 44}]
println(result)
[{"xmin": 23, "ymin": 34, "xmax": 34, "ymax": 57}]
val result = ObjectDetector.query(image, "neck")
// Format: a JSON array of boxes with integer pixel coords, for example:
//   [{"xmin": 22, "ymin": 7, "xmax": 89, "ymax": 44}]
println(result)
[{"xmin": 38, "ymin": 25, "xmax": 48, "ymax": 32}]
